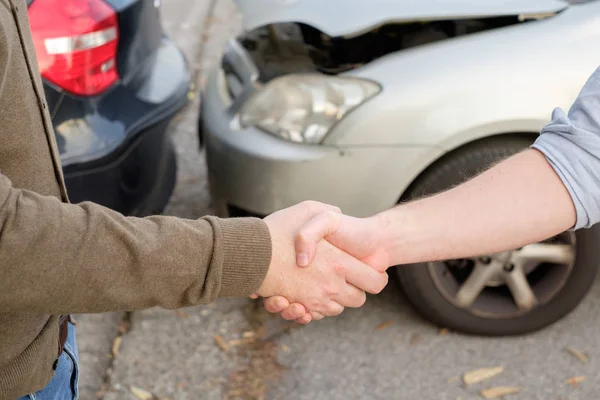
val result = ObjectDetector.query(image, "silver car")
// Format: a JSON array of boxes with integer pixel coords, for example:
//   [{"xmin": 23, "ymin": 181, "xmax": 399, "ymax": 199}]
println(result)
[{"xmin": 200, "ymin": 0, "xmax": 600, "ymax": 335}]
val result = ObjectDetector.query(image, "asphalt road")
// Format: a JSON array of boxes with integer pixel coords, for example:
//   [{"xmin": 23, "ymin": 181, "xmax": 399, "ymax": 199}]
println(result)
[{"xmin": 93, "ymin": 1, "xmax": 600, "ymax": 399}]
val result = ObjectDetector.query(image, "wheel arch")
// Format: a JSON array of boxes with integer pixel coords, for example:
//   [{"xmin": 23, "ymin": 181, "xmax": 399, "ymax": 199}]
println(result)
[{"xmin": 397, "ymin": 131, "xmax": 539, "ymax": 203}]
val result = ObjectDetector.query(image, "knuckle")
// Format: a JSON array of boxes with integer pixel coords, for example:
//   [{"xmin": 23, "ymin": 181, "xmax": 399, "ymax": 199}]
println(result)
[
  {"xmin": 332, "ymin": 262, "xmax": 345, "ymax": 275},
  {"xmin": 329, "ymin": 205, "xmax": 342, "ymax": 214},
  {"xmin": 322, "ymin": 283, "xmax": 339, "ymax": 297},
  {"xmin": 302, "ymin": 200, "xmax": 320, "ymax": 210}
]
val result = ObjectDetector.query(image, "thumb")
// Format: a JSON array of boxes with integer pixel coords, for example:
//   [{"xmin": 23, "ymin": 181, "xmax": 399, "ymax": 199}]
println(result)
[
  {"xmin": 295, "ymin": 211, "xmax": 342, "ymax": 267},
  {"xmin": 296, "ymin": 212, "xmax": 371, "ymax": 267}
]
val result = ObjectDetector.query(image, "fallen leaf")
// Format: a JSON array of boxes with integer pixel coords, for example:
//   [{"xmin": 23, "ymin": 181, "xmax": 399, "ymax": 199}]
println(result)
[
  {"xmin": 111, "ymin": 337, "xmax": 122, "ymax": 358},
  {"xmin": 227, "ymin": 338, "xmax": 255, "ymax": 347},
  {"xmin": 214, "ymin": 335, "xmax": 229, "ymax": 352},
  {"xmin": 409, "ymin": 333, "xmax": 422, "ymax": 345},
  {"xmin": 463, "ymin": 367, "xmax": 505, "ymax": 386},
  {"xmin": 130, "ymin": 386, "xmax": 154, "ymax": 400},
  {"xmin": 242, "ymin": 331, "xmax": 256, "ymax": 339},
  {"xmin": 565, "ymin": 347, "xmax": 588, "ymax": 364},
  {"xmin": 376, "ymin": 320, "xmax": 393, "ymax": 330},
  {"xmin": 280, "ymin": 344, "xmax": 290, "ymax": 352},
  {"xmin": 176, "ymin": 381, "xmax": 187, "ymax": 390},
  {"xmin": 566, "ymin": 376, "xmax": 585, "ymax": 387},
  {"xmin": 175, "ymin": 310, "xmax": 189, "ymax": 319},
  {"xmin": 439, "ymin": 328, "xmax": 449, "ymax": 336},
  {"xmin": 480, "ymin": 386, "xmax": 521, "ymax": 399}
]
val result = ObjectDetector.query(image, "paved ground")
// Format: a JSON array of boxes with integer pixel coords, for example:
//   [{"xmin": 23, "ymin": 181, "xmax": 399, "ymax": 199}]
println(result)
[{"xmin": 76, "ymin": 1, "xmax": 600, "ymax": 399}]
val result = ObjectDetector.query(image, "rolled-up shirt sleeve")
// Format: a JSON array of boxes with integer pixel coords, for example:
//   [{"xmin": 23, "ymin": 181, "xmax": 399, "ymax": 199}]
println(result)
[{"xmin": 532, "ymin": 66, "xmax": 600, "ymax": 230}]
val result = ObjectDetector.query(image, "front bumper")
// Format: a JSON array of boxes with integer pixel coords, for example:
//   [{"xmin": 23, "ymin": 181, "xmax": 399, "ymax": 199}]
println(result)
[{"xmin": 201, "ymin": 69, "xmax": 436, "ymax": 218}]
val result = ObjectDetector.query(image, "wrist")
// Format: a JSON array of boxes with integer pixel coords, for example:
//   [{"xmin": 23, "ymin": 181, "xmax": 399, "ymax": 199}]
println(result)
[{"xmin": 371, "ymin": 211, "xmax": 397, "ymax": 267}]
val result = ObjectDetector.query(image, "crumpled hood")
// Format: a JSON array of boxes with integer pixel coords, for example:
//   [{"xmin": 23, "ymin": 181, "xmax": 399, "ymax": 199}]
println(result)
[{"xmin": 234, "ymin": 0, "xmax": 568, "ymax": 37}]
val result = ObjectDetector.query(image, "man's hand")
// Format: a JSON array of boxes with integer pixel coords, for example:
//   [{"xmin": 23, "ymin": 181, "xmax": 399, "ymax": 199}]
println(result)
[
  {"xmin": 257, "ymin": 202, "xmax": 388, "ymax": 320},
  {"xmin": 295, "ymin": 211, "xmax": 391, "ymax": 271},
  {"xmin": 262, "ymin": 211, "xmax": 394, "ymax": 323}
]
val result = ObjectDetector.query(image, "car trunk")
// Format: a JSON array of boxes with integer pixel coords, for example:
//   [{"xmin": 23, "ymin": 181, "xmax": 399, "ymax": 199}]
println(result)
[{"xmin": 103, "ymin": 0, "xmax": 165, "ymax": 86}]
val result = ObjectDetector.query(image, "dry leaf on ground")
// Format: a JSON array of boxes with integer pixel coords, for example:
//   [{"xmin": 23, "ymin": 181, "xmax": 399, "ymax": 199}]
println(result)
[
  {"xmin": 376, "ymin": 320, "xmax": 393, "ymax": 330},
  {"xmin": 175, "ymin": 310, "xmax": 189, "ymax": 319},
  {"xmin": 214, "ymin": 335, "xmax": 229, "ymax": 352},
  {"xmin": 463, "ymin": 367, "xmax": 504, "ymax": 386},
  {"xmin": 228, "ymin": 338, "xmax": 255, "ymax": 347},
  {"xmin": 439, "ymin": 328, "xmax": 449, "ymax": 336},
  {"xmin": 242, "ymin": 331, "xmax": 256, "ymax": 339},
  {"xmin": 111, "ymin": 337, "xmax": 122, "ymax": 358},
  {"xmin": 130, "ymin": 386, "xmax": 154, "ymax": 400},
  {"xmin": 565, "ymin": 347, "xmax": 588, "ymax": 364},
  {"xmin": 566, "ymin": 376, "xmax": 585, "ymax": 387},
  {"xmin": 480, "ymin": 386, "xmax": 521, "ymax": 399}
]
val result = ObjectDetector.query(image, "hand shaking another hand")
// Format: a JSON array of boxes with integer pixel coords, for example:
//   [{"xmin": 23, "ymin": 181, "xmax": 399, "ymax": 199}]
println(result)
[{"xmin": 256, "ymin": 201, "xmax": 393, "ymax": 324}]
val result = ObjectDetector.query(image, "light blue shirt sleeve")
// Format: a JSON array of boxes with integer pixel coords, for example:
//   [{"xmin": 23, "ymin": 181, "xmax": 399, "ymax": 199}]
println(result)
[{"xmin": 531, "ymin": 66, "xmax": 600, "ymax": 230}]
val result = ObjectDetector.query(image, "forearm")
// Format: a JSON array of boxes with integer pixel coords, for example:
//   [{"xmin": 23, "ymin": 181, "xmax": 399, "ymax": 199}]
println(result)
[
  {"xmin": 377, "ymin": 149, "xmax": 576, "ymax": 265},
  {"xmin": 0, "ymin": 174, "xmax": 271, "ymax": 314}
]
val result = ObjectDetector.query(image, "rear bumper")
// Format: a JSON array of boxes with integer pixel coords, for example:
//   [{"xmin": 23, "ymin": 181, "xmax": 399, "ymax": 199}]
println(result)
[
  {"xmin": 48, "ymin": 37, "xmax": 190, "ymax": 216},
  {"xmin": 63, "ymin": 117, "xmax": 178, "ymax": 217}
]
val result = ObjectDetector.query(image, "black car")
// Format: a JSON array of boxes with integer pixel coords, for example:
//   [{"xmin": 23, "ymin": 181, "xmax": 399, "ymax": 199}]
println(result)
[{"xmin": 27, "ymin": 0, "xmax": 190, "ymax": 216}]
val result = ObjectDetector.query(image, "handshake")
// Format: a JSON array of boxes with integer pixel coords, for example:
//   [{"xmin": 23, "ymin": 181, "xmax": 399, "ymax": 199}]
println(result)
[{"xmin": 254, "ymin": 201, "xmax": 393, "ymax": 324}]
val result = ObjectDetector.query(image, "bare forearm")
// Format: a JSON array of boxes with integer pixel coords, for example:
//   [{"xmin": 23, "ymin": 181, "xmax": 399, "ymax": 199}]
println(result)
[{"xmin": 377, "ymin": 149, "xmax": 576, "ymax": 265}]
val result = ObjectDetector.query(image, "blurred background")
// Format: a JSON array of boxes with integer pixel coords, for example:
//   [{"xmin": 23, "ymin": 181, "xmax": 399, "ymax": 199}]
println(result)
[{"xmin": 29, "ymin": 0, "xmax": 600, "ymax": 398}]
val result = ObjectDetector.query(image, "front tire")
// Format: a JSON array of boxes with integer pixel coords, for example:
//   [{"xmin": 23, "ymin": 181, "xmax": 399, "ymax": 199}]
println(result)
[{"xmin": 396, "ymin": 135, "xmax": 600, "ymax": 336}]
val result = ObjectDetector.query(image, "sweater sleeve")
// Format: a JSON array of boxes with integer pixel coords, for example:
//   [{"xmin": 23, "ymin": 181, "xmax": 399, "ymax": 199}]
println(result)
[
  {"xmin": 0, "ymin": 173, "xmax": 271, "ymax": 314},
  {"xmin": 532, "ymin": 66, "xmax": 600, "ymax": 230}
]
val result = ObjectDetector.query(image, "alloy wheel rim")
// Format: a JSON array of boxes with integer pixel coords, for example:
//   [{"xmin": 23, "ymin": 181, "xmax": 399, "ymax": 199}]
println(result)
[{"xmin": 427, "ymin": 232, "xmax": 576, "ymax": 319}]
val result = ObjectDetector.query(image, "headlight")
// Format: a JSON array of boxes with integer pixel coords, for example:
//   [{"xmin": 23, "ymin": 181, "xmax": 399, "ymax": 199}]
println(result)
[{"xmin": 238, "ymin": 74, "xmax": 380, "ymax": 144}]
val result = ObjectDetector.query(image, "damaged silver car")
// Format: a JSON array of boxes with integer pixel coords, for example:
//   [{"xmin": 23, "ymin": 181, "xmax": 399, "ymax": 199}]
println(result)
[{"xmin": 199, "ymin": 0, "xmax": 600, "ymax": 335}]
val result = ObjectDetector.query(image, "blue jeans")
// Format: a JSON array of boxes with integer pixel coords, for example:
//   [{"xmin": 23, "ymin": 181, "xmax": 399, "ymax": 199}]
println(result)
[{"xmin": 18, "ymin": 323, "xmax": 79, "ymax": 400}]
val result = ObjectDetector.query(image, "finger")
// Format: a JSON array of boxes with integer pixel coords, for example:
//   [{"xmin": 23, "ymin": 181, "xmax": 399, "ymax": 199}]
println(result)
[
  {"xmin": 283, "ymin": 302, "xmax": 308, "ymax": 320},
  {"xmin": 263, "ymin": 296, "xmax": 290, "ymax": 313},
  {"xmin": 295, "ymin": 211, "xmax": 342, "ymax": 267},
  {"xmin": 334, "ymin": 284, "xmax": 367, "ymax": 308},
  {"xmin": 249, "ymin": 293, "xmax": 259, "ymax": 299},
  {"xmin": 341, "ymin": 255, "xmax": 389, "ymax": 294},
  {"xmin": 281, "ymin": 303, "xmax": 307, "ymax": 320},
  {"xmin": 296, "ymin": 313, "xmax": 313, "ymax": 324},
  {"xmin": 311, "ymin": 311, "xmax": 325, "ymax": 320},
  {"xmin": 323, "ymin": 301, "xmax": 344, "ymax": 317}
]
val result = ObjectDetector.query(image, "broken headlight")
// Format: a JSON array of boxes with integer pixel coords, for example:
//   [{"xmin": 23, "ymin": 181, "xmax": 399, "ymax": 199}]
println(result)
[{"xmin": 238, "ymin": 74, "xmax": 380, "ymax": 144}]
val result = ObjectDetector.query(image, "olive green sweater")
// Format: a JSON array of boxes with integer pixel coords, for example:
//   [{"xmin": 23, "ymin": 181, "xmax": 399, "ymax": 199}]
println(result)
[{"xmin": 0, "ymin": 1, "xmax": 271, "ymax": 398}]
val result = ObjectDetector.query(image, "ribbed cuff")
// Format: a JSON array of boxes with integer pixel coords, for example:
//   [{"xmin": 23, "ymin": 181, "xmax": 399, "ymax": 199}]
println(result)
[{"xmin": 216, "ymin": 217, "xmax": 272, "ymax": 297}]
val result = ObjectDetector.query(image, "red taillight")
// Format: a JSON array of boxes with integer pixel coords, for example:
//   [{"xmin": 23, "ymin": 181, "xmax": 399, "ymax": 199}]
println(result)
[{"xmin": 29, "ymin": 0, "xmax": 119, "ymax": 96}]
